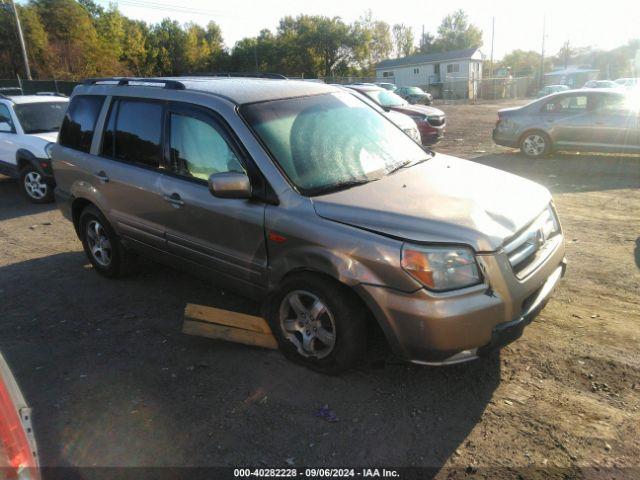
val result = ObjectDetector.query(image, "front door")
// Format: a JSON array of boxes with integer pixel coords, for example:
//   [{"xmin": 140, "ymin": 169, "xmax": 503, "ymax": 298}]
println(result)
[
  {"xmin": 589, "ymin": 93, "xmax": 640, "ymax": 152},
  {"xmin": 0, "ymin": 103, "xmax": 18, "ymax": 175},
  {"xmin": 158, "ymin": 103, "xmax": 267, "ymax": 290}
]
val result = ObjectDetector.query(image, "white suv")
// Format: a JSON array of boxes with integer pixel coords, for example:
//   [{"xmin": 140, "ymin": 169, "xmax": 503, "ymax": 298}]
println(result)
[{"xmin": 0, "ymin": 93, "xmax": 69, "ymax": 203}]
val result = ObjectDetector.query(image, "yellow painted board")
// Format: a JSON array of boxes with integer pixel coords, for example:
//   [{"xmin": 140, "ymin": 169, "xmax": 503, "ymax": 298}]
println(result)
[
  {"xmin": 184, "ymin": 303, "xmax": 272, "ymax": 334},
  {"xmin": 183, "ymin": 319, "xmax": 278, "ymax": 349}
]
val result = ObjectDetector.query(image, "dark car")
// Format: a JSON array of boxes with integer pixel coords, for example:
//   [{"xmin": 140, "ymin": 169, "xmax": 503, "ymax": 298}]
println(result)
[
  {"xmin": 394, "ymin": 86, "xmax": 433, "ymax": 105},
  {"xmin": 493, "ymin": 89, "xmax": 640, "ymax": 158},
  {"xmin": 347, "ymin": 85, "xmax": 445, "ymax": 145}
]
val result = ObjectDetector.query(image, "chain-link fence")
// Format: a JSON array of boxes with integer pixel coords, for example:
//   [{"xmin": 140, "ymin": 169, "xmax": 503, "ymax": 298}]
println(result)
[{"xmin": 0, "ymin": 79, "xmax": 79, "ymax": 96}]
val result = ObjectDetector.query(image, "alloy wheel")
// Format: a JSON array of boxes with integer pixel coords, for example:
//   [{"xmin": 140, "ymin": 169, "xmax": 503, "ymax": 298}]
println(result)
[
  {"xmin": 23, "ymin": 171, "xmax": 48, "ymax": 200},
  {"xmin": 86, "ymin": 220, "xmax": 112, "ymax": 267},
  {"xmin": 279, "ymin": 290, "xmax": 336, "ymax": 359},
  {"xmin": 522, "ymin": 134, "xmax": 547, "ymax": 157}
]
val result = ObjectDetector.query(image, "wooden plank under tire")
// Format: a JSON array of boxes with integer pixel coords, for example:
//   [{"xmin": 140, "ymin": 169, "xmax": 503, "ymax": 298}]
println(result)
[{"xmin": 182, "ymin": 303, "xmax": 278, "ymax": 350}]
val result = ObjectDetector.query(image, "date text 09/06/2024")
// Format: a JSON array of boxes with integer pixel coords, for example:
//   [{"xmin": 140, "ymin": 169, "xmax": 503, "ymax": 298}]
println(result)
[{"xmin": 234, "ymin": 468, "xmax": 400, "ymax": 478}]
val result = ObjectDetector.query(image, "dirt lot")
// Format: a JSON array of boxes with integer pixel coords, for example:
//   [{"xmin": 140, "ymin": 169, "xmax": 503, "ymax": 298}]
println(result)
[{"xmin": 0, "ymin": 101, "xmax": 639, "ymax": 479}]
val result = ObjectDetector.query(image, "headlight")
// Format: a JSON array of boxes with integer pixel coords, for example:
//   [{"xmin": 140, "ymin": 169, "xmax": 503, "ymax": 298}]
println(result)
[
  {"xmin": 403, "ymin": 127, "xmax": 421, "ymax": 142},
  {"xmin": 44, "ymin": 142, "xmax": 54, "ymax": 158},
  {"xmin": 401, "ymin": 245, "xmax": 481, "ymax": 291}
]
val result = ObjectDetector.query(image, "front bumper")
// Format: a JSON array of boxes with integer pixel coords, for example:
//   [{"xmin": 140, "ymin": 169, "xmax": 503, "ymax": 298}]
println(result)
[
  {"xmin": 356, "ymin": 237, "xmax": 566, "ymax": 365},
  {"xmin": 418, "ymin": 124, "xmax": 445, "ymax": 146}
]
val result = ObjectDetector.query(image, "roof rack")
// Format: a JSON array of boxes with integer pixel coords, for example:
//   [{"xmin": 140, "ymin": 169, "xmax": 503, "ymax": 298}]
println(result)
[
  {"xmin": 185, "ymin": 72, "xmax": 288, "ymax": 80},
  {"xmin": 82, "ymin": 77, "xmax": 186, "ymax": 90},
  {"xmin": 36, "ymin": 91, "xmax": 68, "ymax": 97}
]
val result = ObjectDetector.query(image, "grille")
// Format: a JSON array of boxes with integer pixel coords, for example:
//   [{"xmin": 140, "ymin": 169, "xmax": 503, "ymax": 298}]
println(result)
[
  {"xmin": 504, "ymin": 205, "xmax": 560, "ymax": 278},
  {"xmin": 427, "ymin": 116, "xmax": 445, "ymax": 127}
]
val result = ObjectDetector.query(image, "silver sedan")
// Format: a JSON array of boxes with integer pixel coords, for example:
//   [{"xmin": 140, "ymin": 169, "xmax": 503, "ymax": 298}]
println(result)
[{"xmin": 493, "ymin": 89, "xmax": 640, "ymax": 158}]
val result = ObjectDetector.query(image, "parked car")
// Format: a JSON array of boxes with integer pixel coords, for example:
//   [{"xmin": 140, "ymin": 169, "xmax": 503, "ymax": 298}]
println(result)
[
  {"xmin": 582, "ymin": 80, "xmax": 618, "ymax": 89},
  {"xmin": 536, "ymin": 85, "xmax": 569, "ymax": 98},
  {"xmin": 614, "ymin": 77, "xmax": 639, "ymax": 88},
  {"xmin": 394, "ymin": 86, "xmax": 433, "ymax": 105},
  {"xmin": 347, "ymin": 84, "xmax": 445, "ymax": 145},
  {"xmin": 493, "ymin": 89, "xmax": 640, "ymax": 158},
  {"xmin": 0, "ymin": 93, "xmax": 68, "ymax": 203},
  {"xmin": 374, "ymin": 82, "xmax": 397, "ymax": 91},
  {"xmin": 52, "ymin": 77, "xmax": 566, "ymax": 373}
]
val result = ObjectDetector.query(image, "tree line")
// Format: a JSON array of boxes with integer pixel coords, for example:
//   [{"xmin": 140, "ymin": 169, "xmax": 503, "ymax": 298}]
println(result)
[
  {"xmin": 1, "ymin": 1, "xmax": 636, "ymax": 81},
  {"xmin": 0, "ymin": 0, "xmax": 484, "ymax": 80}
]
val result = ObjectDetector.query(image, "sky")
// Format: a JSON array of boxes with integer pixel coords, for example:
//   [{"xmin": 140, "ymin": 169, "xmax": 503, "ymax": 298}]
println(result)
[{"xmin": 94, "ymin": 0, "xmax": 640, "ymax": 60}]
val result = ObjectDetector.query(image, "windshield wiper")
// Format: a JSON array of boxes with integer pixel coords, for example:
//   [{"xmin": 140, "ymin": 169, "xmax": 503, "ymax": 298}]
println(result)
[
  {"xmin": 308, "ymin": 177, "xmax": 381, "ymax": 196},
  {"xmin": 386, "ymin": 149, "xmax": 435, "ymax": 175}
]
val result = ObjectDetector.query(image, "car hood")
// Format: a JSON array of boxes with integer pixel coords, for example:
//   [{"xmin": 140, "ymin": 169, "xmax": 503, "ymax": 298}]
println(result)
[
  {"xmin": 385, "ymin": 110, "xmax": 416, "ymax": 130},
  {"xmin": 311, "ymin": 154, "xmax": 552, "ymax": 252},
  {"xmin": 392, "ymin": 104, "xmax": 444, "ymax": 117},
  {"xmin": 29, "ymin": 131, "xmax": 58, "ymax": 142}
]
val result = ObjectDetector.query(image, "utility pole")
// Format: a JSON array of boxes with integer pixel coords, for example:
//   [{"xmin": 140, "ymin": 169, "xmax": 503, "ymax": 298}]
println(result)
[
  {"xmin": 7, "ymin": 0, "xmax": 32, "ymax": 80},
  {"xmin": 489, "ymin": 17, "xmax": 495, "ymax": 77},
  {"xmin": 539, "ymin": 15, "xmax": 546, "ymax": 88}
]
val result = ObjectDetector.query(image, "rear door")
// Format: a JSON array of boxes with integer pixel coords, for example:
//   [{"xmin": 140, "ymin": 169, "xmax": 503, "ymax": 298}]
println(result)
[
  {"xmin": 91, "ymin": 98, "xmax": 172, "ymax": 251},
  {"xmin": 542, "ymin": 93, "xmax": 594, "ymax": 148},
  {"xmin": 158, "ymin": 102, "xmax": 268, "ymax": 290}
]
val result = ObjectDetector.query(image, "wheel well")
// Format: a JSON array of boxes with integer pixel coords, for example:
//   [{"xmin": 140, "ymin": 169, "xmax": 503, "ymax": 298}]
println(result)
[
  {"xmin": 71, "ymin": 198, "xmax": 93, "ymax": 237},
  {"xmin": 518, "ymin": 129, "xmax": 551, "ymax": 147},
  {"xmin": 273, "ymin": 269, "xmax": 389, "ymax": 353},
  {"xmin": 16, "ymin": 156, "xmax": 33, "ymax": 172}
]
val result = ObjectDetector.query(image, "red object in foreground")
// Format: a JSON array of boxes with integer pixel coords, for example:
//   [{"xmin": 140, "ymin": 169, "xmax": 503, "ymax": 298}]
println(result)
[
  {"xmin": 0, "ymin": 353, "xmax": 39, "ymax": 480},
  {"xmin": 268, "ymin": 231, "xmax": 288, "ymax": 244}
]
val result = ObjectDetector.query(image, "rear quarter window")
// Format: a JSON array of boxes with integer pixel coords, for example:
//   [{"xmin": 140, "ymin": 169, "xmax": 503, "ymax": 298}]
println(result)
[{"xmin": 59, "ymin": 95, "xmax": 105, "ymax": 153}]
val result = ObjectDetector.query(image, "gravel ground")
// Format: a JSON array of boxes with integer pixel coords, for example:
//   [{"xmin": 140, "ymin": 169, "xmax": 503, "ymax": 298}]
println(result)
[{"xmin": 0, "ymin": 101, "xmax": 638, "ymax": 479}]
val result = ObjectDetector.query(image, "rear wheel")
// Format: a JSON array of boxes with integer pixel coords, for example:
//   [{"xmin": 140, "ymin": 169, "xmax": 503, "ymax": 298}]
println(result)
[
  {"xmin": 267, "ymin": 274, "xmax": 367, "ymax": 374},
  {"xmin": 79, "ymin": 205, "xmax": 136, "ymax": 277},
  {"xmin": 20, "ymin": 166, "xmax": 53, "ymax": 203},
  {"xmin": 520, "ymin": 131, "xmax": 551, "ymax": 158}
]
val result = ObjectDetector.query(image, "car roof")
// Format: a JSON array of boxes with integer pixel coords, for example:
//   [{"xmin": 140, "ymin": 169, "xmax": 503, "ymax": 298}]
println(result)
[
  {"xmin": 346, "ymin": 84, "xmax": 384, "ymax": 92},
  {"xmin": 6, "ymin": 95, "xmax": 69, "ymax": 105},
  {"xmin": 77, "ymin": 77, "xmax": 341, "ymax": 105}
]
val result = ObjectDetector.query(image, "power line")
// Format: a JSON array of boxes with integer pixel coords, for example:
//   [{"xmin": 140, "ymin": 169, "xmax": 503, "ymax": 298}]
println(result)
[{"xmin": 97, "ymin": 0, "xmax": 230, "ymax": 17}]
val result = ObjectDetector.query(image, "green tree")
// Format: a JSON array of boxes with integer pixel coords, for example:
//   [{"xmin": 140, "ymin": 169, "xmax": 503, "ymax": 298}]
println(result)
[
  {"xmin": 432, "ymin": 9, "xmax": 482, "ymax": 52},
  {"xmin": 392, "ymin": 24, "xmax": 414, "ymax": 58},
  {"xmin": 352, "ymin": 10, "xmax": 392, "ymax": 73},
  {"xmin": 148, "ymin": 19, "xmax": 188, "ymax": 75}
]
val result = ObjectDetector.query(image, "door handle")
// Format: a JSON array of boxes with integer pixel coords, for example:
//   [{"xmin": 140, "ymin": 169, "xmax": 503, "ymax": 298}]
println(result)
[
  {"xmin": 163, "ymin": 193, "xmax": 184, "ymax": 207},
  {"xmin": 95, "ymin": 171, "xmax": 109, "ymax": 183}
]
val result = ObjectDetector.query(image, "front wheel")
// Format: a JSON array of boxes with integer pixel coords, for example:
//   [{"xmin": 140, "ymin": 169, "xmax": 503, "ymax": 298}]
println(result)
[
  {"xmin": 267, "ymin": 274, "xmax": 367, "ymax": 374},
  {"xmin": 520, "ymin": 131, "xmax": 551, "ymax": 158},
  {"xmin": 20, "ymin": 166, "xmax": 53, "ymax": 203}
]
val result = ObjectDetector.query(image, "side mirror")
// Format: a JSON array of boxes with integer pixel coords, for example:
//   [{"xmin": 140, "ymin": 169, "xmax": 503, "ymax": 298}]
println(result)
[
  {"xmin": 208, "ymin": 172, "xmax": 251, "ymax": 199},
  {"xmin": 0, "ymin": 121, "xmax": 13, "ymax": 133}
]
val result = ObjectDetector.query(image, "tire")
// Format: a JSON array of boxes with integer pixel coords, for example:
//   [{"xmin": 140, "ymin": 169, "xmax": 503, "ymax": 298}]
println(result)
[
  {"xmin": 266, "ymin": 273, "xmax": 367, "ymax": 374},
  {"xmin": 20, "ymin": 165, "xmax": 54, "ymax": 203},
  {"xmin": 520, "ymin": 131, "xmax": 551, "ymax": 158},
  {"xmin": 79, "ymin": 205, "xmax": 136, "ymax": 278}
]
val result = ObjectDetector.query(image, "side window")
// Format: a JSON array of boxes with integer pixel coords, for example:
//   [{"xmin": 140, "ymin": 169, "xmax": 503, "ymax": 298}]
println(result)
[
  {"xmin": 111, "ymin": 99, "xmax": 163, "ymax": 168},
  {"xmin": 543, "ymin": 95, "xmax": 588, "ymax": 114},
  {"xmin": 594, "ymin": 94, "xmax": 630, "ymax": 114},
  {"xmin": 169, "ymin": 112, "xmax": 244, "ymax": 181},
  {"xmin": 0, "ymin": 104, "xmax": 15, "ymax": 132},
  {"xmin": 59, "ymin": 95, "xmax": 105, "ymax": 153}
]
